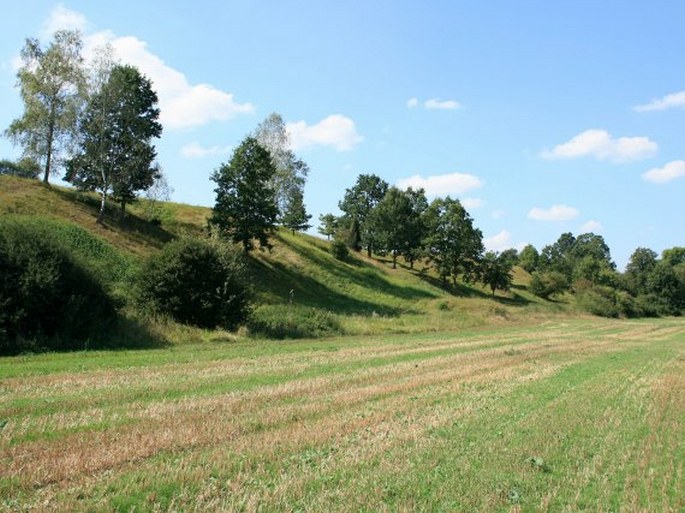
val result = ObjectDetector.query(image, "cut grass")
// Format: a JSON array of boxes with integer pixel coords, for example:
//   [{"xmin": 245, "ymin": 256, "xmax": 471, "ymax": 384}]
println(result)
[{"xmin": 1, "ymin": 317, "xmax": 683, "ymax": 511}]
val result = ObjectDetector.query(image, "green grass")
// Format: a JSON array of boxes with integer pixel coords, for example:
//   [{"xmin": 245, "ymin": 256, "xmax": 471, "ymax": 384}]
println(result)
[{"xmin": 1, "ymin": 317, "xmax": 683, "ymax": 511}]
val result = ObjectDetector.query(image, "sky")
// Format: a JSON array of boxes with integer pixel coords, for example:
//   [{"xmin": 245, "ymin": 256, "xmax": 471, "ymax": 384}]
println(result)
[{"xmin": 1, "ymin": 1, "xmax": 683, "ymax": 270}]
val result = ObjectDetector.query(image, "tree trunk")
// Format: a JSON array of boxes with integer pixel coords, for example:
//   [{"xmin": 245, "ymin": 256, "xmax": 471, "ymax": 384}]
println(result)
[
  {"xmin": 43, "ymin": 102, "xmax": 57, "ymax": 184},
  {"xmin": 367, "ymin": 245, "xmax": 372, "ymax": 258},
  {"xmin": 409, "ymin": 257, "xmax": 414, "ymax": 270},
  {"xmin": 119, "ymin": 199, "xmax": 126, "ymax": 224},
  {"xmin": 392, "ymin": 252, "xmax": 397, "ymax": 269},
  {"xmin": 97, "ymin": 190, "xmax": 107, "ymax": 224}
]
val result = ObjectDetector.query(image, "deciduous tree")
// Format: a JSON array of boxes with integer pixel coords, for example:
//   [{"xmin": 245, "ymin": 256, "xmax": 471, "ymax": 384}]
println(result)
[
  {"xmin": 5, "ymin": 30, "xmax": 86, "ymax": 184},
  {"xmin": 65, "ymin": 65, "xmax": 162, "ymax": 222},
  {"xmin": 211, "ymin": 137, "xmax": 278, "ymax": 253}
]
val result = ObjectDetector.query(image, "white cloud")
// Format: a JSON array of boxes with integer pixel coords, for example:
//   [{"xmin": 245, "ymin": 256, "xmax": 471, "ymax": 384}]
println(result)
[
  {"xmin": 484, "ymin": 230, "xmax": 513, "ymax": 252},
  {"xmin": 424, "ymin": 98, "xmax": 461, "ymax": 110},
  {"xmin": 634, "ymin": 90, "xmax": 685, "ymax": 112},
  {"xmin": 642, "ymin": 160, "xmax": 685, "ymax": 183},
  {"xmin": 580, "ymin": 220, "xmax": 603, "ymax": 233},
  {"xmin": 484, "ymin": 230, "xmax": 526, "ymax": 252},
  {"xmin": 461, "ymin": 197, "xmax": 484, "ymax": 209},
  {"xmin": 42, "ymin": 4, "xmax": 89, "ymax": 36},
  {"xmin": 180, "ymin": 142, "xmax": 231, "ymax": 159},
  {"xmin": 491, "ymin": 209, "xmax": 505, "ymax": 220},
  {"xmin": 541, "ymin": 129, "xmax": 658, "ymax": 163},
  {"xmin": 286, "ymin": 115, "xmax": 363, "ymax": 151},
  {"xmin": 528, "ymin": 204, "xmax": 579, "ymax": 222},
  {"xmin": 41, "ymin": 6, "xmax": 254, "ymax": 130},
  {"xmin": 396, "ymin": 172, "xmax": 483, "ymax": 197},
  {"xmin": 406, "ymin": 97, "xmax": 419, "ymax": 108}
]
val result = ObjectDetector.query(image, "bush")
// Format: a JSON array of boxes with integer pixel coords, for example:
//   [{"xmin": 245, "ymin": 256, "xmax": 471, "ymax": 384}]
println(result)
[
  {"xmin": 330, "ymin": 239, "xmax": 349, "ymax": 261},
  {"xmin": 247, "ymin": 305, "xmax": 342, "ymax": 339},
  {"xmin": 135, "ymin": 237, "xmax": 251, "ymax": 329},
  {"xmin": 0, "ymin": 217, "xmax": 116, "ymax": 354},
  {"xmin": 576, "ymin": 285, "xmax": 619, "ymax": 318},
  {"xmin": 529, "ymin": 271, "xmax": 568, "ymax": 299}
]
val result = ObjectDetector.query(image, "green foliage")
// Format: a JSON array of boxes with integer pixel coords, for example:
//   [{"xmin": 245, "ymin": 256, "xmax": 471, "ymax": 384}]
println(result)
[
  {"xmin": 253, "ymin": 113, "xmax": 309, "ymax": 220},
  {"xmin": 574, "ymin": 282, "xmax": 620, "ymax": 318},
  {"xmin": 529, "ymin": 271, "xmax": 568, "ymax": 299},
  {"xmin": 211, "ymin": 137, "xmax": 279, "ymax": 253},
  {"xmin": 370, "ymin": 186, "xmax": 427, "ymax": 269},
  {"xmin": 330, "ymin": 239, "xmax": 349, "ymax": 261},
  {"xmin": 135, "ymin": 237, "xmax": 251, "ymax": 329},
  {"xmin": 479, "ymin": 251, "xmax": 514, "ymax": 296},
  {"xmin": 423, "ymin": 197, "xmax": 484, "ymax": 286},
  {"xmin": 65, "ymin": 64, "xmax": 162, "ymax": 221},
  {"xmin": 338, "ymin": 174, "xmax": 389, "ymax": 256},
  {"xmin": 518, "ymin": 244, "xmax": 539, "ymax": 273},
  {"xmin": 281, "ymin": 187, "xmax": 311, "ymax": 234},
  {"xmin": 0, "ymin": 158, "xmax": 40, "ymax": 178},
  {"xmin": 0, "ymin": 216, "xmax": 116, "ymax": 354},
  {"xmin": 318, "ymin": 213, "xmax": 338, "ymax": 240},
  {"xmin": 247, "ymin": 305, "xmax": 342, "ymax": 339},
  {"xmin": 4, "ymin": 30, "xmax": 86, "ymax": 183}
]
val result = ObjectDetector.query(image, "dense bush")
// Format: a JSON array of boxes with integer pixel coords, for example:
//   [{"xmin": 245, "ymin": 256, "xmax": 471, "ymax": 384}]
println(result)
[
  {"xmin": 135, "ymin": 237, "xmax": 251, "ymax": 329},
  {"xmin": 529, "ymin": 271, "xmax": 568, "ymax": 299},
  {"xmin": 247, "ymin": 305, "xmax": 342, "ymax": 339},
  {"xmin": 330, "ymin": 239, "xmax": 349, "ymax": 261},
  {"xmin": 0, "ymin": 217, "xmax": 116, "ymax": 354}
]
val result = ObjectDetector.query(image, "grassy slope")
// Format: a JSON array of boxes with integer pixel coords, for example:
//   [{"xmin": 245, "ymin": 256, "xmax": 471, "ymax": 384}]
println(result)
[
  {"xmin": 1, "ymin": 317, "xmax": 682, "ymax": 511},
  {"xmin": 0, "ymin": 175, "xmax": 572, "ymax": 341}
]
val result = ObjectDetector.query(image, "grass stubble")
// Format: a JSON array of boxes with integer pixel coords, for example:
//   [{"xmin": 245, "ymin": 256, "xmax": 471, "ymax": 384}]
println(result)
[{"xmin": 0, "ymin": 318, "xmax": 683, "ymax": 511}]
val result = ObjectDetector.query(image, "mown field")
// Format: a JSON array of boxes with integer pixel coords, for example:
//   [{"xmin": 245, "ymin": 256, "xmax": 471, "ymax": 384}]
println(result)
[{"xmin": 1, "ymin": 317, "xmax": 683, "ymax": 512}]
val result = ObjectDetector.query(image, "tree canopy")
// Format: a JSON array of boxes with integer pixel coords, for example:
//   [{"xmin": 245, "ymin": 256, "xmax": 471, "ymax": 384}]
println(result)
[
  {"xmin": 5, "ymin": 30, "xmax": 86, "ymax": 184},
  {"xmin": 211, "ymin": 137, "xmax": 279, "ymax": 253},
  {"xmin": 65, "ymin": 64, "xmax": 162, "ymax": 221}
]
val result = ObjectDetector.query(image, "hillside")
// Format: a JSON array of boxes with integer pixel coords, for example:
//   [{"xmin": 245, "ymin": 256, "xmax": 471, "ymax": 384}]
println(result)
[{"xmin": 0, "ymin": 175, "xmax": 571, "ymax": 341}]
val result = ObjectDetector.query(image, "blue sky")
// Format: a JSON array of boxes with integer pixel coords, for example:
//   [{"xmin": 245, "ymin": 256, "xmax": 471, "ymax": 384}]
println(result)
[{"xmin": 1, "ymin": 1, "xmax": 683, "ymax": 269}]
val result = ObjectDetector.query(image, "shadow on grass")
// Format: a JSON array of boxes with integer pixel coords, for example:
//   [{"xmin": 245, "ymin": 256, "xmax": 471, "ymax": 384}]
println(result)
[
  {"xmin": 414, "ymin": 271, "xmax": 533, "ymax": 307},
  {"xmin": 247, "ymin": 257, "xmax": 404, "ymax": 317},
  {"xmin": 54, "ymin": 188, "xmax": 175, "ymax": 249},
  {"xmin": 281, "ymin": 235, "xmax": 438, "ymax": 303}
]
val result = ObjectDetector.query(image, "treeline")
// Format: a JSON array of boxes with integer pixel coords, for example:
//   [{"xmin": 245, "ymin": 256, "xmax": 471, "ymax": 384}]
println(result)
[{"xmin": 315, "ymin": 178, "xmax": 684, "ymax": 317}]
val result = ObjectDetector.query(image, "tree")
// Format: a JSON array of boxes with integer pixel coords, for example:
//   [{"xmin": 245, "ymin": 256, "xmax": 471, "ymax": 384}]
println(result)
[
  {"xmin": 518, "ymin": 244, "xmax": 540, "ymax": 273},
  {"xmin": 318, "ymin": 213, "xmax": 338, "ymax": 240},
  {"xmin": 144, "ymin": 169, "xmax": 174, "ymax": 222},
  {"xmin": 338, "ymin": 174, "xmax": 389, "ymax": 257},
  {"xmin": 281, "ymin": 188, "xmax": 311, "ymax": 234},
  {"xmin": 0, "ymin": 157, "xmax": 40, "ymax": 178},
  {"xmin": 5, "ymin": 30, "xmax": 86, "ymax": 184},
  {"xmin": 211, "ymin": 137, "xmax": 278, "ymax": 253},
  {"xmin": 369, "ymin": 187, "xmax": 427, "ymax": 269},
  {"xmin": 65, "ymin": 65, "xmax": 162, "ymax": 222},
  {"xmin": 423, "ymin": 197, "xmax": 484, "ymax": 286},
  {"xmin": 479, "ymin": 251, "xmax": 514, "ymax": 296},
  {"xmin": 254, "ymin": 113, "xmax": 310, "ymax": 222},
  {"xmin": 624, "ymin": 247, "xmax": 658, "ymax": 295}
]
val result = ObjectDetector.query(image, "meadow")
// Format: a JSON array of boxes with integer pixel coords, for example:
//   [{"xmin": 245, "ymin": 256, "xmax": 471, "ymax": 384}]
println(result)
[{"xmin": 1, "ymin": 317, "xmax": 683, "ymax": 511}]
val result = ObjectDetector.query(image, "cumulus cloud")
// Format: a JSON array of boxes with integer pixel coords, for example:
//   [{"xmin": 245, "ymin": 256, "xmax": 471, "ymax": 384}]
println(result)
[
  {"xmin": 406, "ymin": 97, "xmax": 419, "ymax": 108},
  {"xmin": 642, "ymin": 160, "xmax": 685, "ymax": 184},
  {"xmin": 43, "ymin": 5, "xmax": 254, "ymax": 130},
  {"xmin": 528, "ymin": 204, "xmax": 579, "ymax": 222},
  {"xmin": 580, "ymin": 220, "xmax": 603, "ymax": 233},
  {"xmin": 180, "ymin": 142, "xmax": 231, "ymax": 159},
  {"xmin": 483, "ymin": 230, "xmax": 526, "ymax": 252},
  {"xmin": 461, "ymin": 197, "xmax": 484, "ymax": 209},
  {"xmin": 634, "ymin": 90, "xmax": 685, "ymax": 112},
  {"xmin": 286, "ymin": 115, "xmax": 363, "ymax": 151},
  {"xmin": 396, "ymin": 172, "xmax": 483, "ymax": 197},
  {"xmin": 42, "ymin": 3, "xmax": 89, "ymax": 36},
  {"xmin": 541, "ymin": 129, "xmax": 657, "ymax": 163},
  {"xmin": 424, "ymin": 98, "xmax": 461, "ymax": 110}
]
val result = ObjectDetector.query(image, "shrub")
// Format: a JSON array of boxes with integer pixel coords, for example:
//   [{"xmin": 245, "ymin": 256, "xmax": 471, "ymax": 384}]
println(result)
[
  {"xmin": 247, "ymin": 305, "xmax": 342, "ymax": 339},
  {"xmin": 0, "ymin": 217, "xmax": 116, "ymax": 354},
  {"xmin": 135, "ymin": 237, "xmax": 251, "ymax": 329},
  {"xmin": 529, "ymin": 271, "xmax": 568, "ymax": 299},
  {"xmin": 330, "ymin": 239, "xmax": 349, "ymax": 261},
  {"xmin": 576, "ymin": 285, "xmax": 619, "ymax": 318}
]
